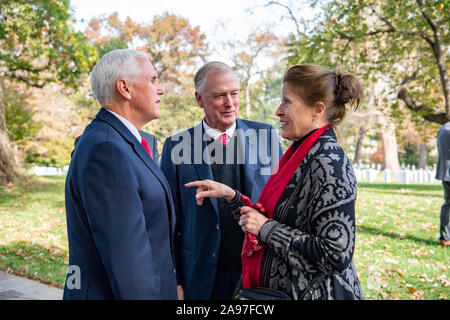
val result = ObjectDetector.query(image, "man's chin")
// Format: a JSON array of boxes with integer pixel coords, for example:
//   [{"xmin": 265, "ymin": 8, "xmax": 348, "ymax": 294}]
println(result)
[
  {"xmin": 146, "ymin": 112, "xmax": 160, "ymax": 123},
  {"xmin": 221, "ymin": 114, "xmax": 236, "ymax": 123}
]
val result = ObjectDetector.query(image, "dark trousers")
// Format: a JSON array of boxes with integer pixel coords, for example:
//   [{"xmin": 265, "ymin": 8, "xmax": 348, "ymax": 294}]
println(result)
[
  {"xmin": 441, "ymin": 181, "xmax": 450, "ymax": 241},
  {"xmin": 210, "ymin": 267, "xmax": 241, "ymax": 300}
]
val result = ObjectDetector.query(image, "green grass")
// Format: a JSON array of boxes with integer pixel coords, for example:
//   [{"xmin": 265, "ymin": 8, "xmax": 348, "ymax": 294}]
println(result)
[
  {"xmin": 0, "ymin": 176, "xmax": 68, "ymax": 288},
  {"xmin": 355, "ymin": 182, "xmax": 448, "ymax": 300},
  {"xmin": 0, "ymin": 177, "xmax": 448, "ymax": 299}
]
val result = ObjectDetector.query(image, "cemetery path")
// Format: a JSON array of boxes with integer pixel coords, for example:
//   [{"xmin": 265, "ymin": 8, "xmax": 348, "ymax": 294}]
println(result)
[{"xmin": 0, "ymin": 270, "xmax": 62, "ymax": 300}]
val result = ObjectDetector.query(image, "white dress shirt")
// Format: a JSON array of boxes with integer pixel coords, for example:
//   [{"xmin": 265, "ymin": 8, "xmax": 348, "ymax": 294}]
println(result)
[
  {"xmin": 104, "ymin": 108, "xmax": 142, "ymax": 143},
  {"xmin": 202, "ymin": 119, "xmax": 236, "ymax": 142}
]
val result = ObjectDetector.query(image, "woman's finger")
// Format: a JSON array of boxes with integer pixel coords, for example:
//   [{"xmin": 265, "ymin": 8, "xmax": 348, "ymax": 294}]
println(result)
[
  {"xmin": 195, "ymin": 190, "xmax": 222, "ymax": 200},
  {"xmin": 185, "ymin": 180, "xmax": 210, "ymax": 188},
  {"xmin": 239, "ymin": 206, "xmax": 254, "ymax": 215}
]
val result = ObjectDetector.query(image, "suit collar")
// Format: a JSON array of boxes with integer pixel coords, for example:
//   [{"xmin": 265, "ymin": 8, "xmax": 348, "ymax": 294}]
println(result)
[
  {"xmin": 96, "ymin": 108, "xmax": 139, "ymax": 146},
  {"xmin": 190, "ymin": 119, "xmax": 256, "ymax": 145},
  {"xmin": 96, "ymin": 107, "xmax": 172, "ymax": 202},
  {"xmin": 103, "ymin": 108, "xmax": 142, "ymax": 143},
  {"xmin": 202, "ymin": 119, "xmax": 236, "ymax": 141},
  {"xmin": 95, "ymin": 108, "xmax": 176, "ymax": 243}
]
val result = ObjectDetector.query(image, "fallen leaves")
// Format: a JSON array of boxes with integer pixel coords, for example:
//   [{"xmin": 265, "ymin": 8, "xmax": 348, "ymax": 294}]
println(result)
[{"xmin": 436, "ymin": 275, "xmax": 449, "ymax": 287}]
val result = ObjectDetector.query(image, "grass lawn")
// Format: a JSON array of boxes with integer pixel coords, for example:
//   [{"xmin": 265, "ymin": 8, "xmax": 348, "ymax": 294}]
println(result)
[
  {"xmin": 0, "ymin": 176, "xmax": 448, "ymax": 299},
  {"xmin": 0, "ymin": 176, "xmax": 68, "ymax": 288}
]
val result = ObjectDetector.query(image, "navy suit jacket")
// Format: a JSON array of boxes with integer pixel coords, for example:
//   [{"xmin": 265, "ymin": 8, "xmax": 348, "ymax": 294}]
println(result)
[
  {"xmin": 63, "ymin": 108, "xmax": 177, "ymax": 300},
  {"xmin": 436, "ymin": 122, "xmax": 450, "ymax": 181},
  {"xmin": 160, "ymin": 118, "xmax": 282, "ymax": 299},
  {"xmin": 139, "ymin": 130, "xmax": 159, "ymax": 164},
  {"xmin": 73, "ymin": 130, "xmax": 159, "ymax": 164}
]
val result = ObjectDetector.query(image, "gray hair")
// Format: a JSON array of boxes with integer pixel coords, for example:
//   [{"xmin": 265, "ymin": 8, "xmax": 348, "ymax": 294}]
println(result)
[
  {"xmin": 194, "ymin": 61, "xmax": 237, "ymax": 94},
  {"xmin": 90, "ymin": 49, "xmax": 149, "ymax": 105}
]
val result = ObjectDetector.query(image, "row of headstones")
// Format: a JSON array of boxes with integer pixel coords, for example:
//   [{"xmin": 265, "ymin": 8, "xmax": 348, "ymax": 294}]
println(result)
[
  {"xmin": 32, "ymin": 166, "xmax": 69, "ymax": 176},
  {"xmin": 354, "ymin": 168, "xmax": 437, "ymax": 184},
  {"xmin": 30, "ymin": 164, "xmax": 438, "ymax": 184},
  {"xmin": 353, "ymin": 163, "xmax": 437, "ymax": 171}
]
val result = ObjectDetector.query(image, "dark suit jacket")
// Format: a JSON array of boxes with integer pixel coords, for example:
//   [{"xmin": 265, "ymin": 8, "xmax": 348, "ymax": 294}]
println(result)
[
  {"xmin": 160, "ymin": 118, "xmax": 282, "ymax": 299},
  {"xmin": 436, "ymin": 122, "xmax": 450, "ymax": 181},
  {"xmin": 139, "ymin": 130, "xmax": 159, "ymax": 164},
  {"xmin": 63, "ymin": 108, "xmax": 177, "ymax": 299},
  {"xmin": 73, "ymin": 130, "xmax": 159, "ymax": 164}
]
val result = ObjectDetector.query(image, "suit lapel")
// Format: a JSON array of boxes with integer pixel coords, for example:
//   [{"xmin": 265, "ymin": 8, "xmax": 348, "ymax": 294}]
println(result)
[
  {"xmin": 96, "ymin": 109, "xmax": 175, "ymax": 223},
  {"xmin": 236, "ymin": 119, "xmax": 258, "ymax": 202},
  {"xmin": 191, "ymin": 122, "xmax": 219, "ymax": 215}
]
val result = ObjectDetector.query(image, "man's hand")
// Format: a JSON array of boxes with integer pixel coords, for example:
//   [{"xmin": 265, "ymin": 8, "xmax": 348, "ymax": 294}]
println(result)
[
  {"xmin": 185, "ymin": 179, "xmax": 236, "ymax": 206},
  {"xmin": 177, "ymin": 285, "xmax": 184, "ymax": 300}
]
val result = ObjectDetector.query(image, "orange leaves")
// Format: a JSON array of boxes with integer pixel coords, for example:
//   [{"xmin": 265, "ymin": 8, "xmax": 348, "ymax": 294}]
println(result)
[
  {"xmin": 390, "ymin": 267, "xmax": 405, "ymax": 276},
  {"xmin": 406, "ymin": 285, "xmax": 416, "ymax": 294},
  {"xmin": 405, "ymin": 285, "xmax": 425, "ymax": 300},
  {"xmin": 411, "ymin": 248, "xmax": 430, "ymax": 256}
]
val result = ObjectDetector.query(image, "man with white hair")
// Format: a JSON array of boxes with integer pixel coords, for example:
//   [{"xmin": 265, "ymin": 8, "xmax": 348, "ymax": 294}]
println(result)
[
  {"xmin": 64, "ymin": 49, "xmax": 178, "ymax": 299},
  {"xmin": 161, "ymin": 61, "xmax": 282, "ymax": 299}
]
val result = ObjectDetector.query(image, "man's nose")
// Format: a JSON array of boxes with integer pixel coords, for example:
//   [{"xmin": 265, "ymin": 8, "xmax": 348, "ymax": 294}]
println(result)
[
  {"xmin": 224, "ymin": 94, "xmax": 234, "ymax": 106},
  {"xmin": 158, "ymin": 83, "xmax": 165, "ymax": 95}
]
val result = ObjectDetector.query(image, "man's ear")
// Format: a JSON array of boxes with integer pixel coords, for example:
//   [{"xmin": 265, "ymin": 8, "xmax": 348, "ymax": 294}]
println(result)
[
  {"xmin": 194, "ymin": 91, "xmax": 203, "ymax": 108},
  {"xmin": 116, "ymin": 78, "xmax": 132, "ymax": 101},
  {"xmin": 313, "ymin": 101, "xmax": 325, "ymax": 119}
]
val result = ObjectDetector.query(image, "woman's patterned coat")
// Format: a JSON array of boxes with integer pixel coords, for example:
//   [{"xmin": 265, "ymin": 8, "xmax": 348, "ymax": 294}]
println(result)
[{"xmin": 233, "ymin": 127, "xmax": 364, "ymax": 300}]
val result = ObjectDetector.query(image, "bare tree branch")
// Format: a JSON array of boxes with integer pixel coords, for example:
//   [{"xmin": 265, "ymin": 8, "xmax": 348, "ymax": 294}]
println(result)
[
  {"xmin": 1, "ymin": 71, "xmax": 47, "ymax": 88},
  {"xmin": 265, "ymin": 1, "xmax": 306, "ymax": 38},
  {"xmin": 397, "ymin": 86, "xmax": 448, "ymax": 124},
  {"xmin": 399, "ymin": 69, "xmax": 419, "ymax": 86},
  {"xmin": 416, "ymin": 0, "xmax": 438, "ymax": 32},
  {"xmin": 339, "ymin": 4, "xmax": 435, "ymax": 47}
]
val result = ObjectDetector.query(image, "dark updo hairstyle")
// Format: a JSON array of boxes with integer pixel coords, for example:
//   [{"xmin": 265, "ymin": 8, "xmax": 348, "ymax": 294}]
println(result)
[{"xmin": 283, "ymin": 64, "xmax": 363, "ymax": 126}]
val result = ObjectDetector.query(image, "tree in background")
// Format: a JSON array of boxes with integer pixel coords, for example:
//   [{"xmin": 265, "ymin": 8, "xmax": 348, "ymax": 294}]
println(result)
[
  {"xmin": 224, "ymin": 30, "xmax": 283, "ymax": 117},
  {"xmin": 2, "ymin": 81, "xmax": 39, "ymax": 148},
  {"xmin": 278, "ymin": 0, "xmax": 446, "ymax": 168},
  {"xmin": 81, "ymin": 12, "xmax": 210, "ymax": 148},
  {"xmin": 0, "ymin": 0, "xmax": 96, "ymax": 185},
  {"xmin": 142, "ymin": 12, "xmax": 208, "ymax": 93},
  {"xmin": 397, "ymin": 119, "xmax": 439, "ymax": 168},
  {"xmin": 85, "ymin": 12, "xmax": 208, "ymax": 93},
  {"xmin": 293, "ymin": 0, "xmax": 448, "ymax": 124}
]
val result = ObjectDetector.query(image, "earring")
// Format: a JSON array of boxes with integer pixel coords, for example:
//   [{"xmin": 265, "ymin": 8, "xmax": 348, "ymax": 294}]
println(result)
[{"xmin": 315, "ymin": 120, "xmax": 319, "ymax": 129}]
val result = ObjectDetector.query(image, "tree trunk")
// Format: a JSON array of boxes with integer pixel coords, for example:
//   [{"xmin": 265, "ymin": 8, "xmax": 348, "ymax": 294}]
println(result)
[
  {"xmin": 380, "ymin": 126, "xmax": 400, "ymax": 171},
  {"xmin": 418, "ymin": 143, "xmax": 427, "ymax": 169},
  {"xmin": 245, "ymin": 82, "xmax": 251, "ymax": 117},
  {"xmin": 0, "ymin": 83, "xmax": 25, "ymax": 185},
  {"xmin": 354, "ymin": 125, "xmax": 367, "ymax": 165}
]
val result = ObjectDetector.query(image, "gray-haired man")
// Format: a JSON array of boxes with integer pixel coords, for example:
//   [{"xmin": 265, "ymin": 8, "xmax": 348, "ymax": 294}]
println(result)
[
  {"xmin": 64, "ymin": 49, "xmax": 178, "ymax": 299},
  {"xmin": 160, "ymin": 61, "xmax": 282, "ymax": 300}
]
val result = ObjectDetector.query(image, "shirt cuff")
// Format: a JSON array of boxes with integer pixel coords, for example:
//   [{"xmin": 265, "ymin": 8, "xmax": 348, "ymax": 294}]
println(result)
[{"xmin": 258, "ymin": 219, "xmax": 279, "ymax": 244}]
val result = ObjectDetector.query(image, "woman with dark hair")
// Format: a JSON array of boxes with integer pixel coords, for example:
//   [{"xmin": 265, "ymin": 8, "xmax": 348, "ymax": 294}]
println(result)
[{"xmin": 186, "ymin": 64, "xmax": 364, "ymax": 300}]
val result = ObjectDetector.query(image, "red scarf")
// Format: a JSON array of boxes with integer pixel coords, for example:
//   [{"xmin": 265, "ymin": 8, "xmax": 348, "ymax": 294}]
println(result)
[{"xmin": 241, "ymin": 125, "xmax": 329, "ymax": 288}]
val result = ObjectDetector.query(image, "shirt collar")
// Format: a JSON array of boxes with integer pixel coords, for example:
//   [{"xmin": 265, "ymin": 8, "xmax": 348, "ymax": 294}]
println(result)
[
  {"xmin": 104, "ymin": 108, "xmax": 142, "ymax": 143},
  {"xmin": 202, "ymin": 119, "xmax": 236, "ymax": 141}
]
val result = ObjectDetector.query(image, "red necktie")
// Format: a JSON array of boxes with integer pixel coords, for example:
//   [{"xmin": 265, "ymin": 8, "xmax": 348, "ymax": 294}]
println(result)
[
  {"xmin": 141, "ymin": 138, "xmax": 153, "ymax": 160},
  {"xmin": 220, "ymin": 133, "xmax": 228, "ymax": 145}
]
